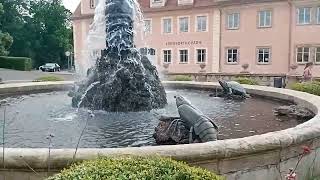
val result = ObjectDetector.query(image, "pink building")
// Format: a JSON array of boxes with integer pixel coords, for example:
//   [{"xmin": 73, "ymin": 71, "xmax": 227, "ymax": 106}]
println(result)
[{"xmin": 72, "ymin": 0, "xmax": 320, "ymax": 77}]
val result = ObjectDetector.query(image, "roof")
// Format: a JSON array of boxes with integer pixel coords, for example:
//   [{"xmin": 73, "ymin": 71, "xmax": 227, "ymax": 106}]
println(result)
[
  {"xmin": 71, "ymin": 0, "xmax": 286, "ymax": 20},
  {"xmin": 139, "ymin": 0, "xmax": 287, "ymax": 13}
]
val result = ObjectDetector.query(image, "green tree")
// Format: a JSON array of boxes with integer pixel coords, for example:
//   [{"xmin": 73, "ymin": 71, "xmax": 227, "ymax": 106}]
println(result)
[
  {"xmin": 0, "ymin": 0, "xmax": 73, "ymax": 68},
  {"xmin": 28, "ymin": 0, "xmax": 72, "ymax": 67},
  {"xmin": 0, "ymin": 2, "xmax": 13, "ymax": 56}
]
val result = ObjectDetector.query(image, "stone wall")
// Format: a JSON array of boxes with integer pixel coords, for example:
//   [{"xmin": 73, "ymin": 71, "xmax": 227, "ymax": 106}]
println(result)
[
  {"xmin": 165, "ymin": 73, "xmax": 320, "ymax": 87},
  {"xmin": 0, "ymin": 81, "xmax": 319, "ymax": 180}
]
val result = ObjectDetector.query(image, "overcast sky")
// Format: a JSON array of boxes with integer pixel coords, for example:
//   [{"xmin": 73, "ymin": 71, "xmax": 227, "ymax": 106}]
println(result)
[{"xmin": 63, "ymin": 0, "xmax": 80, "ymax": 12}]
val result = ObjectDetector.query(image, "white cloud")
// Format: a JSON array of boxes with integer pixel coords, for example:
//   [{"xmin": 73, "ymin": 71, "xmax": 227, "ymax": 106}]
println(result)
[{"xmin": 63, "ymin": 0, "xmax": 80, "ymax": 12}]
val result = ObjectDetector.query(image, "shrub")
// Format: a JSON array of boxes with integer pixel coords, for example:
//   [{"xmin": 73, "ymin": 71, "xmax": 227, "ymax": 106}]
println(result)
[
  {"xmin": 235, "ymin": 77, "xmax": 259, "ymax": 85},
  {"xmin": 33, "ymin": 75, "xmax": 64, "ymax": 82},
  {"xmin": 48, "ymin": 156, "xmax": 224, "ymax": 180},
  {"xmin": 170, "ymin": 75, "xmax": 193, "ymax": 81},
  {"xmin": 309, "ymin": 176, "xmax": 320, "ymax": 180},
  {"xmin": 0, "ymin": 56, "xmax": 32, "ymax": 71},
  {"xmin": 291, "ymin": 82, "xmax": 320, "ymax": 96}
]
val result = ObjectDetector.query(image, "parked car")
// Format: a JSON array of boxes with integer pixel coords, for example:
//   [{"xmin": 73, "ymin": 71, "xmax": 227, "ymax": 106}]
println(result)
[{"xmin": 39, "ymin": 63, "xmax": 61, "ymax": 72}]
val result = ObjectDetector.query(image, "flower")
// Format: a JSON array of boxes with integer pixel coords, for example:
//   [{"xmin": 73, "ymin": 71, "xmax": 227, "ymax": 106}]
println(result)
[{"xmin": 301, "ymin": 145, "xmax": 311, "ymax": 155}]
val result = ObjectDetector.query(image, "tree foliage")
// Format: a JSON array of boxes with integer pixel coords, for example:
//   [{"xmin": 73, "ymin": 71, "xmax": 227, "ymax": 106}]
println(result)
[
  {"xmin": 0, "ymin": 2, "xmax": 13, "ymax": 56},
  {"xmin": 0, "ymin": 0, "xmax": 73, "ymax": 68}
]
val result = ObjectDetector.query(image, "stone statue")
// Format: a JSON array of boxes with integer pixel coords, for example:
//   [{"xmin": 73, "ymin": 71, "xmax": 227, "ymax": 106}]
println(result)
[
  {"xmin": 153, "ymin": 95, "xmax": 218, "ymax": 145},
  {"xmin": 70, "ymin": 0, "xmax": 167, "ymax": 112},
  {"xmin": 176, "ymin": 95, "xmax": 218, "ymax": 142},
  {"xmin": 274, "ymin": 105, "xmax": 315, "ymax": 123},
  {"xmin": 210, "ymin": 80, "xmax": 250, "ymax": 99}
]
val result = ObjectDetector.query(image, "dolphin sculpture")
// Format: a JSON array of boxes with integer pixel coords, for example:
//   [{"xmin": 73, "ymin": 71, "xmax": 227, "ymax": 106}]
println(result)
[
  {"xmin": 218, "ymin": 80, "xmax": 250, "ymax": 98},
  {"xmin": 175, "ymin": 95, "xmax": 218, "ymax": 143}
]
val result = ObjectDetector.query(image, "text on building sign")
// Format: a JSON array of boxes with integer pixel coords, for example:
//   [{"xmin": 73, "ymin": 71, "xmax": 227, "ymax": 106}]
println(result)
[{"xmin": 165, "ymin": 41, "xmax": 202, "ymax": 46}]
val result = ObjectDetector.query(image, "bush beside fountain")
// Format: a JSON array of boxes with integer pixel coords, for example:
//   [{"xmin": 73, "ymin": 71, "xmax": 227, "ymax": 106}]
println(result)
[
  {"xmin": 234, "ymin": 77, "xmax": 259, "ymax": 85},
  {"xmin": 48, "ymin": 156, "xmax": 224, "ymax": 180},
  {"xmin": 291, "ymin": 81, "xmax": 320, "ymax": 96}
]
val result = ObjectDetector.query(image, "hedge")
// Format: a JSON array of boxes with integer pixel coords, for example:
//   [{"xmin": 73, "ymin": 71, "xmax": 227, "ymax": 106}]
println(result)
[
  {"xmin": 48, "ymin": 156, "xmax": 224, "ymax": 180},
  {"xmin": 291, "ymin": 81, "xmax": 320, "ymax": 96},
  {"xmin": 170, "ymin": 75, "xmax": 193, "ymax": 81},
  {"xmin": 33, "ymin": 75, "xmax": 64, "ymax": 82},
  {"xmin": 235, "ymin": 77, "xmax": 259, "ymax": 85},
  {"xmin": 0, "ymin": 56, "xmax": 32, "ymax": 71}
]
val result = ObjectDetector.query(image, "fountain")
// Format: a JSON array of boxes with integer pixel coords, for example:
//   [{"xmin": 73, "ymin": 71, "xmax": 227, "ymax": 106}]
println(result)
[
  {"xmin": 0, "ymin": 0, "xmax": 310, "ymax": 149},
  {"xmin": 0, "ymin": 1, "xmax": 318, "ymax": 179},
  {"xmin": 70, "ymin": 0, "xmax": 167, "ymax": 112}
]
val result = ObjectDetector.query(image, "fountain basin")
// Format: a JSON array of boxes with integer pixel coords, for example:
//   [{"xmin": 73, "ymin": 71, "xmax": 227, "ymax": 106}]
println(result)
[{"xmin": 0, "ymin": 81, "xmax": 319, "ymax": 180}]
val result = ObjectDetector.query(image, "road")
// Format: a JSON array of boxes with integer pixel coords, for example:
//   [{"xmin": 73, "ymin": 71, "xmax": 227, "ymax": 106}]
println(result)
[{"xmin": 0, "ymin": 68, "xmax": 75, "ymax": 83}]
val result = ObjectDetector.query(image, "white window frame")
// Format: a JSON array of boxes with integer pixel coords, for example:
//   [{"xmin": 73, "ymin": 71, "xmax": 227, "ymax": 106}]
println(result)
[
  {"xmin": 257, "ymin": 47, "xmax": 271, "ymax": 64},
  {"xmin": 296, "ymin": 46, "xmax": 311, "ymax": 63},
  {"xmin": 315, "ymin": 47, "xmax": 320, "ymax": 64},
  {"xmin": 178, "ymin": 49, "xmax": 189, "ymax": 63},
  {"xmin": 226, "ymin": 48, "xmax": 239, "ymax": 64},
  {"xmin": 144, "ymin": 19, "xmax": 152, "ymax": 34},
  {"xmin": 227, "ymin": 12, "xmax": 240, "ymax": 30},
  {"xmin": 195, "ymin": 15, "xmax": 208, "ymax": 32},
  {"xmin": 195, "ymin": 48, "xmax": 207, "ymax": 63},
  {"xmin": 317, "ymin": 7, "xmax": 320, "ymax": 24},
  {"xmin": 258, "ymin": 10, "xmax": 272, "ymax": 28},
  {"xmin": 162, "ymin": 49, "xmax": 172, "ymax": 64},
  {"xmin": 297, "ymin": 7, "xmax": 312, "ymax": 25},
  {"xmin": 178, "ymin": 16, "xmax": 190, "ymax": 33},
  {"xmin": 162, "ymin": 17, "xmax": 173, "ymax": 34}
]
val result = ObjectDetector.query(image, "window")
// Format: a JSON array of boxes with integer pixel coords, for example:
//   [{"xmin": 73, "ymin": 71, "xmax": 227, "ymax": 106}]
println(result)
[
  {"xmin": 258, "ymin": 10, "xmax": 272, "ymax": 27},
  {"xmin": 144, "ymin": 20, "xmax": 151, "ymax": 33},
  {"xmin": 317, "ymin": 7, "xmax": 320, "ymax": 24},
  {"xmin": 197, "ymin": 16, "xmax": 207, "ymax": 32},
  {"xmin": 149, "ymin": 48, "xmax": 156, "ymax": 55},
  {"xmin": 297, "ymin": 7, "xmax": 311, "ymax": 25},
  {"xmin": 141, "ymin": 48, "xmax": 155, "ymax": 55},
  {"xmin": 227, "ymin": 13, "xmax": 240, "ymax": 29},
  {"xmin": 90, "ymin": 50, "xmax": 100, "ymax": 58},
  {"xmin": 140, "ymin": 48, "xmax": 148, "ymax": 55},
  {"xmin": 163, "ymin": 50, "xmax": 171, "ymax": 63},
  {"xmin": 257, "ymin": 48, "xmax": 271, "ymax": 64},
  {"xmin": 197, "ymin": 49, "xmax": 206, "ymax": 63},
  {"xmin": 179, "ymin": 17, "xmax": 189, "ymax": 32},
  {"xmin": 315, "ymin": 47, "xmax": 320, "ymax": 63},
  {"xmin": 179, "ymin": 50, "xmax": 188, "ymax": 63},
  {"xmin": 163, "ymin": 18, "xmax": 172, "ymax": 33},
  {"xmin": 296, "ymin": 47, "xmax": 310, "ymax": 63},
  {"xmin": 90, "ymin": 0, "xmax": 95, "ymax": 9},
  {"xmin": 227, "ymin": 48, "xmax": 238, "ymax": 63}
]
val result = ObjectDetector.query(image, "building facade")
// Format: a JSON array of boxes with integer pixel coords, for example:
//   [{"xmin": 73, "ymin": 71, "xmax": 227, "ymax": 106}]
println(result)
[{"xmin": 72, "ymin": 0, "xmax": 320, "ymax": 76}]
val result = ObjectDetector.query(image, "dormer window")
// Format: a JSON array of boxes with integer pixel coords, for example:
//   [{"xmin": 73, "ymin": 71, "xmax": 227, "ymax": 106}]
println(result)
[
  {"xmin": 150, "ymin": 0, "xmax": 166, "ymax": 8},
  {"xmin": 178, "ymin": 0, "xmax": 194, "ymax": 6},
  {"xmin": 90, "ymin": 0, "xmax": 95, "ymax": 9}
]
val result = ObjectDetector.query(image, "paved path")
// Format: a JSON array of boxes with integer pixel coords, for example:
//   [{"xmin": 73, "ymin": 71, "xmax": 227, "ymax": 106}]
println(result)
[{"xmin": 0, "ymin": 68, "xmax": 75, "ymax": 83}]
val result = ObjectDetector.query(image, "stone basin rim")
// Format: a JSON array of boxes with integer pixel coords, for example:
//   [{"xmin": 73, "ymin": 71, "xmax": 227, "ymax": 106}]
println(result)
[{"xmin": 0, "ymin": 81, "xmax": 319, "ymax": 169}]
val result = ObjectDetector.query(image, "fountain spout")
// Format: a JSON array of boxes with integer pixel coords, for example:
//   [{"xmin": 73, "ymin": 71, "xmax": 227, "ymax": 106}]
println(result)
[{"xmin": 70, "ymin": 0, "xmax": 167, "ymax": 112}]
